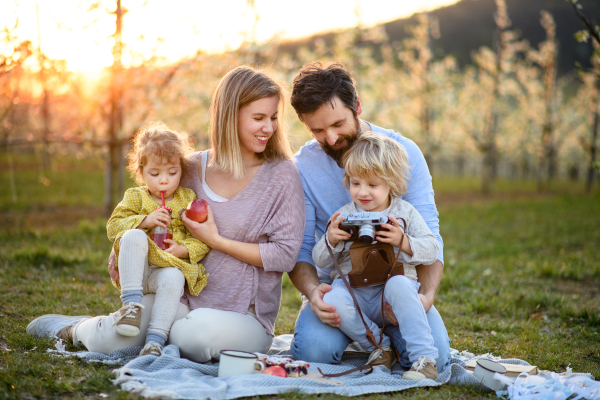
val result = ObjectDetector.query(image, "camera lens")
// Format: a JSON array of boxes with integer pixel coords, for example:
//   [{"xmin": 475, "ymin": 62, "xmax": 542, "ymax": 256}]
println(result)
[{"xmin": 358, "ymin": 225, "xmax": 376, "ymax": 244}]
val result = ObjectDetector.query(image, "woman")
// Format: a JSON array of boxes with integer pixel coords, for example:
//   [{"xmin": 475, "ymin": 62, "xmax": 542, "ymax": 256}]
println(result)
[{"xmin": 27, "ymin": 66, "xmax": 306, "ymax": 362}]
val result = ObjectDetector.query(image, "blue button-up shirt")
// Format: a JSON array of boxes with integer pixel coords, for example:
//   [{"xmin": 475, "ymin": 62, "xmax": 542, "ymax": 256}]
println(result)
[{"xmin": 294, "ymin": 122, "xmax": 443, "ymax": 284}]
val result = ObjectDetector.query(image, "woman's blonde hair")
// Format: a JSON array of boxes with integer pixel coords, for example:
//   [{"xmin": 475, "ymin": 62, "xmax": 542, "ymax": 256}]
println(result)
[
  {"xmin": 343, "ymin": 131, "xmax": 410, "ymax": 198},
  {"xmin": 127, "ymin": 121, "xmax": 196, "ymax": 185},
  {"xmin": 209, "ymin": 65, "xmax": 292, "ymax": 178}
]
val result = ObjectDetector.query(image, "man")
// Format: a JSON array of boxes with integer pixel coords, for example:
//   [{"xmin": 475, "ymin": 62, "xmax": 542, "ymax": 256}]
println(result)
[{"xmin": 288, "ymin": 62, "xmax": 450, "ymax": 373}]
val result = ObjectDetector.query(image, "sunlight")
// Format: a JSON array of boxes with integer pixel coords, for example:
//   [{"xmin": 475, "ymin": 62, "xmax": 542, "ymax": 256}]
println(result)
[{"xmin": 3, "ymin": 0, "xmax": 459, "ymax": 75}]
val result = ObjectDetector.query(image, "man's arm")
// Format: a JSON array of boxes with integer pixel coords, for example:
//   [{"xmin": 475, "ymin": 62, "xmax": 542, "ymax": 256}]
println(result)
[
  {"xmin": 416, "ymin": 260, "xmax": 443, "ymax": 312},
  {"xmin": 288, "ymin": 261, "xmax": 341, "ymax": 327}
]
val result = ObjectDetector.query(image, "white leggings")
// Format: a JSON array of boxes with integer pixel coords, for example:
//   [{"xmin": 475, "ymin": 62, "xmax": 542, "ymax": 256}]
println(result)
[
  {"xmin": 119, "ymin": 229, "xmax": 185, "ymax": 338},
  {"xmin": 72, "ymin": 295, "xmax": 273, "ymax": 363}
]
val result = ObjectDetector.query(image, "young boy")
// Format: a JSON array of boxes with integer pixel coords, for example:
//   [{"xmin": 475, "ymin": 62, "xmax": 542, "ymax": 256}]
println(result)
[{"xmin": 312, "ymin": 132, "xmax": 440, "ymax": 380}]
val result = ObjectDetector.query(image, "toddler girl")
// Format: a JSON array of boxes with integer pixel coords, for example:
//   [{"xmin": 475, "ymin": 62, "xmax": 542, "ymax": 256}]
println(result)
[
  {"xmin": 312, "ymin": 132, "xmax": 440, "ymax": 380},
  {"xmin": 107, "ymin": 122, "xmax": 209, "ymax": 357}
]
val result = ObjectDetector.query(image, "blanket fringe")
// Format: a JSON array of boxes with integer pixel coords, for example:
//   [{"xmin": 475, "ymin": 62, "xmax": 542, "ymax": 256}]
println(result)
[{"xmin": 113, "ymin": 368, "xmax": 179, "ymax": 399}]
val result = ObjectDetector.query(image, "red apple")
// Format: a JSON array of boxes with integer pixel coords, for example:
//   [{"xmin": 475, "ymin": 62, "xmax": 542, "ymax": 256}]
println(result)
[
  {"xmin": 186, "ymin": 199, "xmax": 208, "ymax": 223},
  {"xmin": 262, "ymin": 366, "xmax": 287, "ymax": 377}
]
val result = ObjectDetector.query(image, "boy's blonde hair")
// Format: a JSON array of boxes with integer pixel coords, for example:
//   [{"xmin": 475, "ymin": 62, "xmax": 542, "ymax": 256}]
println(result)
[
  {"xmin": 209, "ymin": 65, "xmax": 292, "ymax": 179},
  {"xmin": 127, "ymin": 121, "xmax": 196, "ymax": 185},
  {"xmin": 343, "ymin": 131, "xmax": 410, "ymax": 198}
]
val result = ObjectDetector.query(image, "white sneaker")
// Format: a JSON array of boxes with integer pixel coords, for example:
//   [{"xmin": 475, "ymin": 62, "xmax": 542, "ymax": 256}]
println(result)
[{"xmin": 27, "ymin": 314, "xmax": 91, "ymax": 340}]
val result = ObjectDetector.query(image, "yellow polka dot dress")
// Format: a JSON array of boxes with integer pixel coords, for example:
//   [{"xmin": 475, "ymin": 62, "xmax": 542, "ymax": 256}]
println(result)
[{"xmin": 107, "ymin": 186, "xmax": 209, "ymax": 296}]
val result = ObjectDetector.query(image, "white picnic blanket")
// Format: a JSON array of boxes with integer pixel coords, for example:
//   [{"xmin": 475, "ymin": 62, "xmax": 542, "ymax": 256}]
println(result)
[{"xmin": 50, "ymin": 335, "xmax": 594, "ymax": 399}]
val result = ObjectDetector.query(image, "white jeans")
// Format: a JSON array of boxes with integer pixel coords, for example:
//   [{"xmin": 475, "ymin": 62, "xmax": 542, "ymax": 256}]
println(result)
[
  {"xmin": 323, "ymin": 275, "xmax": 438, "ymax": 362},
  {"xmin": 118, "ymin": 229, "xmax": 185, "ymax": 339},
  {"xmin": 72, "ymin": 294, "xmax": 272, "ymax": 363}
]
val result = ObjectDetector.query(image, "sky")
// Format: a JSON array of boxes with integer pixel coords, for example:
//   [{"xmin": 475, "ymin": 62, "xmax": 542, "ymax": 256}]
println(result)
[{"xmin": 2, "ymin": 0, "xmax": 459, "ymax": 74}]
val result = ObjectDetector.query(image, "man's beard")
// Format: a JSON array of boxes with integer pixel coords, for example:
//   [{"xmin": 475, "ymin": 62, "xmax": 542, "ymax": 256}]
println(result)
[{"xmin": 320, "ymin": 117, "xmax": 361, "ymax": 167}]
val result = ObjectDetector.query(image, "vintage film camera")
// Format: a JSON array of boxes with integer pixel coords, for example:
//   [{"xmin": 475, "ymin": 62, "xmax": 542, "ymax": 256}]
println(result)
[{"xmin": 338, "ymin": 211, "xmax": 390, "ymax": 244}]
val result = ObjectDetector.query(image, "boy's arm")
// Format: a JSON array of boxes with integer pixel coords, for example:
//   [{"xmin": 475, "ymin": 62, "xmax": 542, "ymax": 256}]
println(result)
[
  {"xmin": 312, "ymin": 231, "xmax": 344, "ymax": 269},
  {"xmin": 106, "ymin": 189, "xmax": 147, "ymax": 242},
  {"xmin": 399, "ymin": 205, "xmax": 440, "ymax": 267}
]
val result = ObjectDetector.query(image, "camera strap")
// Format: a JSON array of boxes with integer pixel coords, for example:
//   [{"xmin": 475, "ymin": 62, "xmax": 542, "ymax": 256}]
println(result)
[{"xmin": 317, "ymin": 218, "xmax": 406, "ymax": 378}]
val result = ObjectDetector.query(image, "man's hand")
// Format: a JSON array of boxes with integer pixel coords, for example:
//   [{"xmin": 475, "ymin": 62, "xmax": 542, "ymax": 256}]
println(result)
[
  {"xmin": 327, "ymin": 212, "xmax": 351, "ymax": 247},
  {"xmin": 415, "ymin": 260, "xmax": 444, "ymax": 313},
  {"xmin": 308, "ymin": 283, "xmax": 341, "ymax": 327},
  {"xmin": 164, "ymin": 241, "xmax": 189, "ymax": 258},
  {"xmin": 382, "ymin": 302, "xmax": 398, "ymax": 325},
  {"xmin": 138, "ymin": 208, "xmax": 171, "ymax": 230},
  {"xmin": 419, "ymin": 292, "xmax": 434, "ymax": 313}
]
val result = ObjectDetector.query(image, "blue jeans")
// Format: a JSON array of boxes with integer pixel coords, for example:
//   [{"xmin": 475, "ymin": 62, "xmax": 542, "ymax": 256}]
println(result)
[{"xmin": 291, "ymin": 279, "xmax": 451, "ymax": 372}]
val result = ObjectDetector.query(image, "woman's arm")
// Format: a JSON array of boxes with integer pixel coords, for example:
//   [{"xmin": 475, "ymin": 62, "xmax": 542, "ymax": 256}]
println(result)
[
  {"xmin": 182, "ymin": 207, "xmax": 264, "ymax": 267},
  {"xmin": 182, "ymin": 161, "xmax": 305, "ymax": 272}
]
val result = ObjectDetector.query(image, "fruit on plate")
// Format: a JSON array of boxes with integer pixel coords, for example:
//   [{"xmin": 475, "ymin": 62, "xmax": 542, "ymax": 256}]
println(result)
[
  {"xmin": 186, "ymin": 199, "xmax": 208, "ymax": 223},
  {"xmin": 262, "ymin": 366, "xmax": 287, "ymax": 377}
]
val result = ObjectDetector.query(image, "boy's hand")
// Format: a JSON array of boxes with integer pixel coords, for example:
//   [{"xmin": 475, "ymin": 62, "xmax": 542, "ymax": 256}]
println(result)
[
  {"xmin": 138, "ymin": 208, "xmax": 171, "ymax": 230},
  {"xmin": 377, "ymin": 216, "xmax": 413, "ymax": 256},
  {"xmin": 328, "ymin": 212, "xmax": 351, "ymax": 247},
  {"xmin": 164, "ymin": 240, "xmax": 189, "ymax": 258},
  {"xmin": 377, "ymin": 216, "xmax": 404, "ymax": 247}
]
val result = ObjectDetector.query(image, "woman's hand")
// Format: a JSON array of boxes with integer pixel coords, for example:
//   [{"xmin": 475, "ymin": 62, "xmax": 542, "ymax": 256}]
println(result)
[
  {"xmin": 138, "ymin": 208, "xmax": 171, "ymax": 230},
  {"xmin": 108, "ymin": 249, "xmax": 119, "ymax": 281},
  {"xmin": 164, "ymin": 240, "xmax": 189, "ymax": 258},
  {"xmin": 182, "ymin": 205, "xmax": 222, "ymax": 249},
  {"xmin": 328, "ymin": 212, "xmax": 351, "ymax": 247}
]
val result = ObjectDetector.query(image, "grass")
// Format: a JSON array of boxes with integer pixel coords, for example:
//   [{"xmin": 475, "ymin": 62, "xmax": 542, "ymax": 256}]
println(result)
[{"xmin": 1, "ymin": 154, "xmax": 599, "ymax": 399}]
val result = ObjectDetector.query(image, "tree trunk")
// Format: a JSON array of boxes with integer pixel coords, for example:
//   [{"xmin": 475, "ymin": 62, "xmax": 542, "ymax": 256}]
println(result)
[
  {"xmin": 105, "ymin": 0, "xmax": 124, "ymax": 216},
  {"xmin": 585, "ymin": 76, "xmax": 600, "ymax": 193},
  {"xmin": 482, "ymin": 143, "xmax": 497, "ymax": 194}
]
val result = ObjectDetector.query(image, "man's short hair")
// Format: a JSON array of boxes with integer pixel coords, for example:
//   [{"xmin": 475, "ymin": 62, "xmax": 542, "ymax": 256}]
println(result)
[{"xmin": 290, "ymin": 62, "xmax": 358, "ymax": 119}]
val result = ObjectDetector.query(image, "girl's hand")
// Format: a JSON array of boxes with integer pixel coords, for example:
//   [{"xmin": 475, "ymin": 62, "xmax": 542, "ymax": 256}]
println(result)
[
  {"xmin": 328, "ymin": 212, "xmax": 351, "ymax": 247},
  {"xmin": 138, "ymin": 208, "xmax": 171, "ymax": 230},
  {"xmin": 164, "ymin": 240, "xmax": 189, "ymax": 258},
  {"xmin": 376, "ymin": 216, "xmax": 405, "ymax": 248},
  {"xmin": 182, "ymin": 205, "xmax": 222, "ymax": 249}
]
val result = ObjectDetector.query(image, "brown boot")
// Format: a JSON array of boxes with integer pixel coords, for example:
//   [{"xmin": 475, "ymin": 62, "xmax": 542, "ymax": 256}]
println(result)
[
  {"xmin": 113, "ymin": 303, "xmax": 144, "ymax": 337},
  {"xmin": 139, "ymin": 341, "xmax": 163, "ymax": 357},
  {"xmin": 402, "ymin": 356, "xmax": 438, "ymax": 381},
  {"xmin": 366, "ymin": 346, "xmax": 398, "ymax": 371}
]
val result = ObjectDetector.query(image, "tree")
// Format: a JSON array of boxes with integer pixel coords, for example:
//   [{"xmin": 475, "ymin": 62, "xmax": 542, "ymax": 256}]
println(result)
[{"xmin": 567, "ymin": 0, "xmax": 600, "ymax": 192}]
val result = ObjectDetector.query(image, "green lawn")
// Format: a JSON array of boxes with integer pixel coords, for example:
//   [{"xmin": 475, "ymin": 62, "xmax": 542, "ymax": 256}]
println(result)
[{"xmin": 1, "ymin": 154, "xmax": 599, "ymax": 399}]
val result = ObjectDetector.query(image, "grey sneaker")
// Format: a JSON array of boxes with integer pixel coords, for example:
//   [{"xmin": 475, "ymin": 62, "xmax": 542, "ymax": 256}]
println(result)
[
  {"xmin": 139, "ymin": 341, "xmax": 163, "ymax": 357},
  {"xmin": 27, "ymin": 314, "xmax": 91, "ymax": 341},
  {"xmin": 402, "ymin": 356, "xmax": 438, "ymax": 381},
  {"xmin": 366, "ymin": 346, "xmax": 397, "ymax": 371}
]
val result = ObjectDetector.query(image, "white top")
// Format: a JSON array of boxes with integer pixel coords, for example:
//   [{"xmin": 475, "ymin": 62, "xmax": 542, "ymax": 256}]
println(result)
[{"xmin": 201, "ymin": 150, "xmax": 229, "ymax": 203}]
